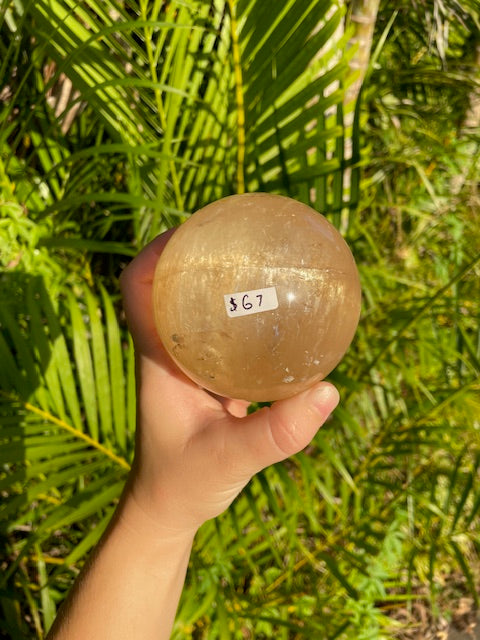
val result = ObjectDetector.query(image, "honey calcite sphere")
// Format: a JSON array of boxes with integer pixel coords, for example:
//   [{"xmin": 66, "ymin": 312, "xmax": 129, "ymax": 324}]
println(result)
[{"xmin": 153, "ymin": 193, "xmax": 361, "ymax": 402}]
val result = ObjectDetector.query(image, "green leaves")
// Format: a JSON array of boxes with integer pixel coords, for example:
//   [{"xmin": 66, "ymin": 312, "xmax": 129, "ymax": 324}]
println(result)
[
  {"xmin": 2, "ymin": 0, "xmax": 359, "ymax": 249},
  {"xmin": 2, "ymin": 0, "xmax": 480, "ymax": 637},
  {"xmin": 0, "ymin": 276, "xmax": 132, "ymax": 586},
  {"xmin": 0, "ymin": 269, "xmax": 135, "ymax": 632}
]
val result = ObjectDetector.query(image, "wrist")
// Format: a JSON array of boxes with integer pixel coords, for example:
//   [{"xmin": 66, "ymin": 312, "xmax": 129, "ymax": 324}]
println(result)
[
  {"xmin": 115, "ymin": 473, "xmax": 199, "ymax": 546},
  {"xmin": 47, "ymin": 474, "xmax": 195, "ymax": 640}
]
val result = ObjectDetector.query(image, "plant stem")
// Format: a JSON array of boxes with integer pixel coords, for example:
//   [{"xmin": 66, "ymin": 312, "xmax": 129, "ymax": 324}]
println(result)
[
  {"xmin": 0, "ymin": 156, "xmax": 15, "ymax": 199},
  {"xmin": 0, "ymin": 389, "xmax": 131, "ymax": 471}
]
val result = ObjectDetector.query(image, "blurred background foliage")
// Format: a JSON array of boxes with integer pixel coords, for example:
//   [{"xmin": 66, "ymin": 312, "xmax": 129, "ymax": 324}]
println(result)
[{"xmin": 0, "ymin": 0, "xmax": 479, "ymax": 638}]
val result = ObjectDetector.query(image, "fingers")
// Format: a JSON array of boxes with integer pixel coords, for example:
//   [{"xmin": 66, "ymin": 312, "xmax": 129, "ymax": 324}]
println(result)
[
  {"xmin": 222, "ymin": 398, "xmax": 251, "ymax": 418},
  {"xmin": 230, "ymin": 382, "xmax": 340, "ymax": 477},
  {"xmin": 120, "ymin": 229, "xmax": 260, "ymax": 415},
  {"xmin": 120, "ymin": 229, "xmax": 176, "ymax": 360},
  {"xmin": 211, "ymin": 395, "xmax": 251, "ymax": 418}
]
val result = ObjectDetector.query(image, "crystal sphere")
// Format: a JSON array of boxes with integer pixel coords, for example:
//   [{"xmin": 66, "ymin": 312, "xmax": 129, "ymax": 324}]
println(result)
[{"xmin": 152, "ymin": 193, "xmax": 361, "ymax": 402}]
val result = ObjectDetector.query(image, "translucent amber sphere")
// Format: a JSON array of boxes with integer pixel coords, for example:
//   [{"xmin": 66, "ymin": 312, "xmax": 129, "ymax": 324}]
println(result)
[{"xmin": 153, "ymin": 193, "xmax": 361, "ymax": 402}]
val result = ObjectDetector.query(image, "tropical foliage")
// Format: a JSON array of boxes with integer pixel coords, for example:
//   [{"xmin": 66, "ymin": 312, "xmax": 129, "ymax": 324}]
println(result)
[{"xmin": 1, "ymin": 0, "xmax": 479, "ymax": 638}]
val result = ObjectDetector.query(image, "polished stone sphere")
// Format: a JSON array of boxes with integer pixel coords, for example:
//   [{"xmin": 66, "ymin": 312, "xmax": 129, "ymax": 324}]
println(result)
[{"xmin": 153, "ymin": 193, "xmax": 361, "ymax": 401}]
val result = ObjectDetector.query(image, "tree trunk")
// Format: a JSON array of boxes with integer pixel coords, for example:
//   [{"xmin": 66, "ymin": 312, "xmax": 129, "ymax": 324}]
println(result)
[
  {"xmin": 344, "ymin": 0, "xmax": 380, "ymax": 111},
  {"xmin": 451, "ymin": 38, "xmax": 480, "ymax": 195},
  {"xmin": 342, "ymin": 0, "xmax": 380, "ymax": 229},
  {"xmin": 459, "ymin": 40, "xmax": 480, "ymax": 133}
]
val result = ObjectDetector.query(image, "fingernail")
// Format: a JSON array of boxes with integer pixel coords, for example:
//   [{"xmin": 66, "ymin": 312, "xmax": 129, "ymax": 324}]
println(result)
[{"xmin": 310, "ymin": 383, "xmax": 340, "ymax": 417}]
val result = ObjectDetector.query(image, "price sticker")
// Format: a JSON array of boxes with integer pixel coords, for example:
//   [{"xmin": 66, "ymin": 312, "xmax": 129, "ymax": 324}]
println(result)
[{"xmin": 224, "ymin": 286, "xmax": 278, "ymax": 318}]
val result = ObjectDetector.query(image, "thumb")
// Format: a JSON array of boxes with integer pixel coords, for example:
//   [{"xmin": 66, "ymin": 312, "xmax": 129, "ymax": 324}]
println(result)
[{"xmin": 233, "ymin": 382, "xmax": 340, "ymax": 476}]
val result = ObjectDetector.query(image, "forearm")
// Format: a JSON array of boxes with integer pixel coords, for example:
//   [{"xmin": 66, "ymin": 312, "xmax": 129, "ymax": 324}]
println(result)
[{"xmin": 47, "ymin": 486, "xmax": 195, "ymax": 640}]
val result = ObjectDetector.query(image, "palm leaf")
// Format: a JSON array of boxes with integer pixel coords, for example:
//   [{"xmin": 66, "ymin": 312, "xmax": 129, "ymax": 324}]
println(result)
[
  {"xmin": 0, "ymin": 277, "xmax": 131, "ymax": 582},
  {"xmin": 4, "ymin": 0, "xmax": 360, "ymax": 248},
  {"xmin": 3, "ymin": 0, "xmax": 480, "ymax": 637}
]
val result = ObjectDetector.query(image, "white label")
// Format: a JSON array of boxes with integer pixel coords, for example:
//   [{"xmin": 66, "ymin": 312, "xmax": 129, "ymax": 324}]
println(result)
[{"xmin": 224, "ymin": 286, "xmax": 278, "ymax": 318}]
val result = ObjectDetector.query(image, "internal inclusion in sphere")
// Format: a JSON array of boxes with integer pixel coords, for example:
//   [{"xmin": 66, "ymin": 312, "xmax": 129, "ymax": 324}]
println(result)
[{"xmin": 153, "ymin": 193, "xmax": 361, "ymax": 402}]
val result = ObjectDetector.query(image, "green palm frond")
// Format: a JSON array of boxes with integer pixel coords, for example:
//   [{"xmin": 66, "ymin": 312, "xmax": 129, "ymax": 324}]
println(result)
[
  {"xmin": 2, "ymin": 0, "xmax": 480, "ymax": 637},
  {"xmin": 2, "ymin": 0, "xmax": 359, "ymax": 248},
  {"xmin": 0, "ymin": 276, "xmax": 132, "ymax": 593}
]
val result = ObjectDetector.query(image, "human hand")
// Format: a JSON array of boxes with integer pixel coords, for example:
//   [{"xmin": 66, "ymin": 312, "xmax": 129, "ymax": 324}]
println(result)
[{"xmin": 120, "ymin": 230, "xmax": 340, "ymax": 536}]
